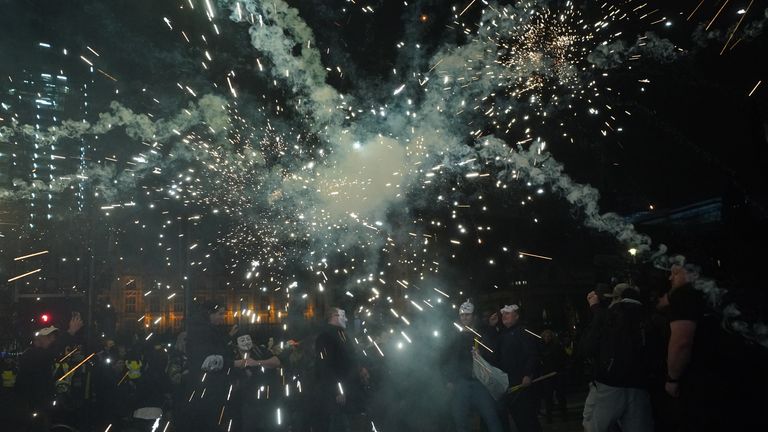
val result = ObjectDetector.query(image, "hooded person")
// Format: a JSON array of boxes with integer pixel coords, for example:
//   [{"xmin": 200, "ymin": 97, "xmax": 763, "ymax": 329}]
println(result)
[
  {"xmin": 441, "ymin": 300, "xmax": 504, "ymax": 432},
  {"xmin": 182, "ymin": 301, "xmax": 259, "ymax": 432}
]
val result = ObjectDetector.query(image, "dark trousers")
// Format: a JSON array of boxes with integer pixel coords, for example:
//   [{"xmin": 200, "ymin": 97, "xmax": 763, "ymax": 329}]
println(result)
[
  {"xmin": 505, "ymin": 390, "xmax": 541, "ymax": 432},
  {"xmin": 185, "ymin": 376, "xmax": 229, "ymax": 432},
  {"xmin": 242, "ymin": 397, "xmax": 285, "ymax": 431},
  {"xmin": 313, "ymin": 395, "xmax": 350, "ymax": 432},
  {"xmin": 451, "ymin": 378, "xmax": 504, "ymax": 432},
  {"xmin": 540, "ymin": 374, "xmax": 566, "ymax": 417}
]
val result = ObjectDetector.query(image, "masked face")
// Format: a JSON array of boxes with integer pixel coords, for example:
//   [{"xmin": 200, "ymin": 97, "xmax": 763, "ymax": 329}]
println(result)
[
  {"xmin": 336, "ymin": 309, "xmax": 348, "ymax": 329},
  {"xmin": 237, "ymin": 335, "xmax": 253, "ymax": 352}
]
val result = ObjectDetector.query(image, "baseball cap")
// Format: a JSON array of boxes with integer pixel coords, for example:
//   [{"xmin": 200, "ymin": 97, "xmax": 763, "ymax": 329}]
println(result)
[
  {"xmin": 604, "ymin": 283, "xmax": 638, "ymax": 300},
  {"xmin": 500, "ymin": 304, "xmax": 520, "ymax": 313}
]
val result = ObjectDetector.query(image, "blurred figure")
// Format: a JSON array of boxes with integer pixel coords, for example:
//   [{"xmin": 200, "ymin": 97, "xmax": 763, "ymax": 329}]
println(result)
[
  {"xmin": 184, "ymin": 301, "xmax": 258, "ymax": 432},
  {"xmin": 539, "ymin": 330, "xmax": 567, "ymax": 421},
  {"xmin": 232, "ymin": 330, "xmax": 284, "ymax": 431},
  {"xmin": 281, "ymin": 333, "xmax": 315, "ymax": 432},
  {"xmin": 582, "ymin": 284, "xmax": 653, "ymax": 432},
  {"xmin": 442, "ymin": 300, "xmax": 504, "ymax": 432},
  {"xmin": 497, "ymin": 304, "xmax": 540, "ymax": 432},
  {"xmin": 166, "ymin": 331, "xmax": 189, "ymax": 428},
  {"xmin": 15, "ymin": 312, "xmax": 83, "ymax": 430},
  {"xmin": 137, "ymin": 343, "xmax": 173, "ymax": 409},
  {"xmin": 659, "ymin": 262, "xmax": 768, "ymax": 431},
  {"xmin": 479, "ymin": 308, "xmax": 502, "ymax": 364},
  {"xmin": 92, "ymin": 338, "xmax": 125, "ymax": 430},
  {"xmin": 1, "ymin": 355, "xmax": 17, "ymax": 389},
  {"xmin": 313, "ymin": 307, "xmax": 368, "ymax": 432}
]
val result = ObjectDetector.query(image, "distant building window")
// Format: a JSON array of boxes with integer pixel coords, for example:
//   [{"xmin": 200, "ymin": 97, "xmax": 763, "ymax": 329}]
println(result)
[
  {"xmin": 125, "ymin": 292, "xmax": 137, "ymax": 313},
  {"xmin": 149, "ymin": 296, "xmax": 161, "ymax": 312}
]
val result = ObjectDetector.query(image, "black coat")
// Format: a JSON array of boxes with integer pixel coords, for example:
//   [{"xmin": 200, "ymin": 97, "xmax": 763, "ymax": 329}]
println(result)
[
  {"xmin": 540, "ymin": 341, "xmax": 567, "ymax": 374},
  {"xmin": 479, "ymin": 324, "xmax": 501, "ymax": 365},
  {"xmin": 186, "ymin": 317, "xmax": 234, "ymax": 381},
  {"xmin": 314, "ymin": 324, "xmax": 359, "ymax": 399},
  {"xmin": 582, "ymin": 299, "xmax": 651, "ymax": 388},
  {"xmin": 441, "ymin": 330, "xmax": 475, "ymax": 382},
  {"xmin": 15, "ymin": 331, "xmax": 74, "ymax": 410},
  {"xmin": 497, "ymin": 325, "xmax": 539, "ymax": 386}
]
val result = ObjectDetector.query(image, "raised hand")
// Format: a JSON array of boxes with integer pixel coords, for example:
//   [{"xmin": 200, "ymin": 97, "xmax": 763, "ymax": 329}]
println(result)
[{"xmin": 68, "ymin": 312, "xmax": 84, "ymax": 335}]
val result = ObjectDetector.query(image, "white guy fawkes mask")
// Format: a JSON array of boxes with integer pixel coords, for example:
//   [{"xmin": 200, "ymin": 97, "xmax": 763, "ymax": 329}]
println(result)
[
  {"xmin": 237, "ymin": 335, "xmax": 253, "ymax": 352},
  {"xmin": 337, "ymin": 309, "xmax": 348, "ymax": 329}
]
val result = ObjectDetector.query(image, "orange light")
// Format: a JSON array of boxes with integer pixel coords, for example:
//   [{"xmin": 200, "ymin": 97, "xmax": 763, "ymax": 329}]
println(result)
[{"xmin": 419, "ymin": 14, "xmax": 429, "ymax": 23}]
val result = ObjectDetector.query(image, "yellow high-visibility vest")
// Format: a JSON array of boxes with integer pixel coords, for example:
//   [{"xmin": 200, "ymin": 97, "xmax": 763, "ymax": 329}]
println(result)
[{"xmin": 1, "ymin": 370, "xmax": 16, "ymax": 388}]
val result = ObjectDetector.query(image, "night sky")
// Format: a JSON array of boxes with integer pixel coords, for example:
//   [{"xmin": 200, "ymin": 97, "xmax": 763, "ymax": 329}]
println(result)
[{"xmin": 1, "ymin": 1, "xmax": 767, "ymax": 345}]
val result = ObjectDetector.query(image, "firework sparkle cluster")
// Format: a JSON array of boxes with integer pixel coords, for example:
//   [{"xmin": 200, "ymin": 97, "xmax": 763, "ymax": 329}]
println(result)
[{"xmin": 1, "ymin": 0, "xmax": 767, "ymax": 362}]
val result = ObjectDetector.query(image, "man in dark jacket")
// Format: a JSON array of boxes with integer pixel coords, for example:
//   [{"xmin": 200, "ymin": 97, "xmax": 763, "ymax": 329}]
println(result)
[
  {"xmin": 479, "ymin": 308, "xmax": 502, "ymax": 364},
  {"xmin": 16, "ymin": 312, "xmax": 83, "ymax": 429},
  {"xmin": 442, "ymin": 300, "xmax": 504, "ymax": 432},
  {"xmin": 184, "ymin": 301, "xmax": 258, "ymax": 432},
  {"xmin": 497, "ymin": 304, "xmax": 540, "ymax": 432},
  {"xmin": 313, "ymin": 307, "xmax": 368, "ymax": 432},
  {"xmin": 582, "ymin": 284, "xmax": 653, "ymax": 432},
  {"xmin": 539, "ymin": 330, "xmax": 568, "ymax": 420}
]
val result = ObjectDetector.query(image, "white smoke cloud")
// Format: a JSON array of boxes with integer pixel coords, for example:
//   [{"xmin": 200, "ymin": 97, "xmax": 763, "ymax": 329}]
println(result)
[
  {"xmin": 692, "ymin": 8, "xmax": 768, "ymax": 48},
  {"xmin": 221, "ymin": 0, "xmax": 347, "ymax": 129},
  {"xmin": 5, "ymin": 0, "xmax": 766, "ymax": 347},
  {"xmin": 0, "ymin": 94, "xmax": 230, "ymax": 201},
  {"xmin": 314, "ymin": 135, "xmax": 407, "ymax": 220}
]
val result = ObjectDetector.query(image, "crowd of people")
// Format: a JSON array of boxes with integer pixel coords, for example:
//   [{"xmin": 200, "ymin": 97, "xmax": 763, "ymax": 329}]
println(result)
[
  {"xmin": 441, "ymin": 262, "xmax": 767, "ymax": 432},
  {"xmin": 579, "ymin": 263, "xmax": 767, "ymax": 432},
  {"xmin": 1, "ymin": 262, "xmax": 766, "ymax": 432}
]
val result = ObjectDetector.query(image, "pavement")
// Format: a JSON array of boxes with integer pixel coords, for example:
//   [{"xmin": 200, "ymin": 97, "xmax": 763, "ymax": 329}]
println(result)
[{"xmin": 540, "ymin": 389, "xmax": 587, "ymax": 432}]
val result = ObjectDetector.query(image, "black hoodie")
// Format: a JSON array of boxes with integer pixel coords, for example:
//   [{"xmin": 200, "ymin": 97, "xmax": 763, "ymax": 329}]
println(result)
[
  {"xmin": 185, "ymin": 309, "xmax": 234, "ymax": 380},
  {"xmin": 583, "ymin": 299, "xmax": 651, "ymax": 388}
]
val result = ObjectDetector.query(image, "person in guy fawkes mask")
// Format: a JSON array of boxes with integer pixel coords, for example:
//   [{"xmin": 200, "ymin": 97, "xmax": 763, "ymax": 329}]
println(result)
[
  {"xmin": 183, "ymin": 301, "xmax": 259, "ymax": 432},
  {"xmin": 313, "ymin": 307, "xmax": 369, "ymax": 432},
  {"xmin": 232, "ymin": 330, "xmax": 284, "ymax": 431},
  {"xmin": 442, "ymin": 300, "xmax": 504, "ymax": 432}
]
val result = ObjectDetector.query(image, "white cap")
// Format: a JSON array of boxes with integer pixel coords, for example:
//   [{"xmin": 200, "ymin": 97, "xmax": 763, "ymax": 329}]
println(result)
[
  {"xmin": 500, "ymin": 304, "xmax": 519, "ymax": 314},
  {"xmin": 35, "ymin": 326, "xmax": 59, "ymax": 337},
  {"xmin": 133, "ymin": 407, "xmax": 163, "ymax": 420},
  {"xmin": 459, "ymin": 300, "xmax": 474, "ymax": 314},
  {"xmin": 604, "ymin": 283, "xmax": 637, "ymax": 299}
]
